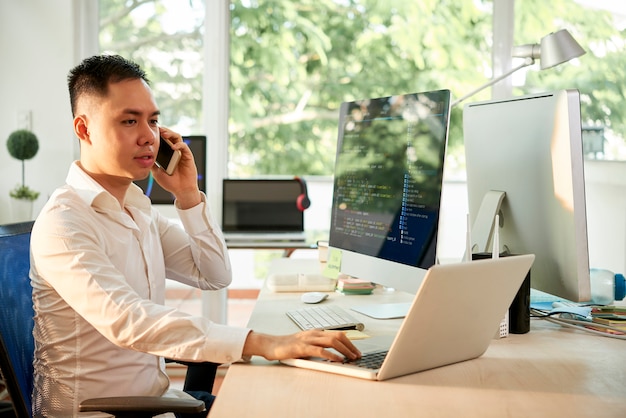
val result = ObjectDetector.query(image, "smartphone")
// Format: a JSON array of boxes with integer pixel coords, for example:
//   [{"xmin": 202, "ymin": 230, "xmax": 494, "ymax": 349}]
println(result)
[{"xmin": 155, "ymin": 136, "xmax": 182, "ymax": 175}]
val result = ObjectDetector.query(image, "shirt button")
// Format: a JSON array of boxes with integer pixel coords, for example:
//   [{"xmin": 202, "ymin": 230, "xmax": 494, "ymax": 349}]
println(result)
[{"xmin": 226, "ymin": 355, "xmax": 233, "ymax": 362}]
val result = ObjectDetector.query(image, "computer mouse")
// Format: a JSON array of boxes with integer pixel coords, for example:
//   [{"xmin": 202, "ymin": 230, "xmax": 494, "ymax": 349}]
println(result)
[{"xmin": 301, "ymin": 292, "xmax": 329, "ymax": 304}]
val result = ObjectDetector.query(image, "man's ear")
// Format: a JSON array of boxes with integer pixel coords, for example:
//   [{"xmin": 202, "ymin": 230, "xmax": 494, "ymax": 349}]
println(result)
[{"xmin": 74, "ymin": 115, "xmax": 91, "ymax": 143}]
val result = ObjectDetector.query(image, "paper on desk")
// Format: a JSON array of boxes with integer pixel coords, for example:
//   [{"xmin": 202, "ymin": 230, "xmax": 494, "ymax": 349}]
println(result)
[{"xmin": 323, "ymin": 248, "xmax": 342, "ymax": 279}]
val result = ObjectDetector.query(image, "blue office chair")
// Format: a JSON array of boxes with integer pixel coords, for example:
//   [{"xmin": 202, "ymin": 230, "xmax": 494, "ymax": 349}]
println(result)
[{"xmin": 0, "ymin": 221, "xmax": 208, "ymax": 417}]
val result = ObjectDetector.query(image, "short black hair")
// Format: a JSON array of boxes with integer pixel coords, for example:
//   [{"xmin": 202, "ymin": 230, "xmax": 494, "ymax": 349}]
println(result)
[{"xmin": 68, "ymin": 54, "xmax": 150, "ymax": 116}]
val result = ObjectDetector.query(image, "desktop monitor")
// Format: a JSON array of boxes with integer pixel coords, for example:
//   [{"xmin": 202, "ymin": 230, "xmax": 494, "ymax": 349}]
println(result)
[
  {"xmin": 327, "ymin": 89, "xmax": 451, "ymax": 312},
  {"xmin": 463, "ymin": 89, "xmax": 591, "ymax": 302},
  {"xmin": 134, "ymin": 135, "xmax": 207, "ymax": 204}
]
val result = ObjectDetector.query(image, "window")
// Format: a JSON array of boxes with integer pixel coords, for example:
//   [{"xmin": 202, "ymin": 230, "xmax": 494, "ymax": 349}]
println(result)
[
  {"xmin": 97, "ymin": 0, "xmax": 626, "ymax": 274},
  {"xmin": 513, "ymin": 0, "xmax": 626, "ymax": 160},
  {"xmin": 228, "ymin": 0, "xmax": 492, "ymax": 177},
  {"xmin": 99, "ymin": 0, "xmax": 205, "ymax": 134},
  {"xmin": 98, "ymin": 1, "xmax": 626, "ymax": 173}
]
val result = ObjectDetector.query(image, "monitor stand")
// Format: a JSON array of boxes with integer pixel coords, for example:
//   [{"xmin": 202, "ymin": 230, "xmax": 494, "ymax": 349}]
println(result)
[
  {"xmin": 351, "ymin": 302, "xmax": 412, "ymax": 319},
  {"xmin": 468, "ymin": 190, "xmax": 506, "ymax": 254}
]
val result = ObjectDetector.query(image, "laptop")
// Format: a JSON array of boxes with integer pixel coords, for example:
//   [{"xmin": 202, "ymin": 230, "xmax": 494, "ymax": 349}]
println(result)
[
  {"xmin": 222, "ymin": 179, "xmax": 306, "ymax": 242},
  {"xmin": 281, "ymin": 254, "xmax": 535, "ymax": 380}
]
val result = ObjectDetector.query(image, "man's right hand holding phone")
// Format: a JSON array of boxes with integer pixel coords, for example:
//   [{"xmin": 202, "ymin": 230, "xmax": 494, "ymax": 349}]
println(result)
[{"xmin": 151, "ymin": 127, "xmax": 202, "ymax": 209}]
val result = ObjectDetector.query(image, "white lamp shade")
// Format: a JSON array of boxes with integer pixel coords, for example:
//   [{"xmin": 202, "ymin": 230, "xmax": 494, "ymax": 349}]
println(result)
[
  {"xmin": 539, "ymin": 29, "xmax": 586, "ymax": 70},
  {"xmin": 453, "ymin": 29, "xmax": 585, "ymax": 107}
]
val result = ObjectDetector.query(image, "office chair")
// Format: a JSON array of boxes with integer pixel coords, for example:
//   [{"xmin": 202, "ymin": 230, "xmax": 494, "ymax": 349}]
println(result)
[{"xmin": 0, "ymin": 221, "xmax": 216, "ymax": 417}]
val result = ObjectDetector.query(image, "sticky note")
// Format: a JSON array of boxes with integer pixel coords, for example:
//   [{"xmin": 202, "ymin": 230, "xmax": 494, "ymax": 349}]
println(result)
[
  {"xmin": 324, "ymin": 329, "xmax": 370, "ymax": 340},
  {"xmin": 343, "ymin": 330, "xmax": 370, "ymax": 340},
  {"xmin": 323, "ymin": 248, "xmax": 342, "ymax": 279}
]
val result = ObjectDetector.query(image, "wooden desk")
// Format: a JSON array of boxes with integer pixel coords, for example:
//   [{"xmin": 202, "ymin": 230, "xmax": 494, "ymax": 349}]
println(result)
[{"xmin": 209, "ymin": 268, "xmax": 626, "ymax": 417}]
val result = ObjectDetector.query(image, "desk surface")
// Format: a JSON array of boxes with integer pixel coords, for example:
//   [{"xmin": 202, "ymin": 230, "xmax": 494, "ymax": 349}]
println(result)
[{"xmin": 209, "ymin": 262, "xmax": 626, "ymax": 418}]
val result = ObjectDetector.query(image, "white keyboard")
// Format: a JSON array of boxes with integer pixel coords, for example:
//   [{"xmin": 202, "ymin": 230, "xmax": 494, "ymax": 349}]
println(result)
[{"xmin": 286, "ymin": 305, "xmax": 365, "ymax": 331}]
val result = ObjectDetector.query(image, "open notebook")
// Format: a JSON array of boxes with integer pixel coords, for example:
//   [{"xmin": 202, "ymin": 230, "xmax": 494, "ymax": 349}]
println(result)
[{"xmin": 281, "ymin": 255, "xmax": 535, "ymax": 380}]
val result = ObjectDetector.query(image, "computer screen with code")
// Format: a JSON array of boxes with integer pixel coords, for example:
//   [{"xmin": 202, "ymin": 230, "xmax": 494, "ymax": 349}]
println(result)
[{"xmin": 329, "ymin": 90, "xmax": 450, "ymax": 273}]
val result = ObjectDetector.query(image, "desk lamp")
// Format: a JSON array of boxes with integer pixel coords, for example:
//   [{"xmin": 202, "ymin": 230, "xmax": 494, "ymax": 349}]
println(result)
[{"xmin": 451, "ymin": 29, "xmax": 585, "ymax": 107}]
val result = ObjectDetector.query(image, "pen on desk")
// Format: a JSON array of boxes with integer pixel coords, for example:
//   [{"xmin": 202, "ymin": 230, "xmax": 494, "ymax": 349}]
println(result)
[{"xmin": 492, "ymin": 215, "xmax": 499, "ymax": 259}]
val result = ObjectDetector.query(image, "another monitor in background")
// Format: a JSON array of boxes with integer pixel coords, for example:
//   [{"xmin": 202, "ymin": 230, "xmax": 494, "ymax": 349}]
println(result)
[
  {"xmin": 222, "ymin": 179, "xmax": 306, "ymax": 241},
  {"xmin": 134, "ymin": 135, "xmax": 206, "ymax": 204},
  {"xmin": 328, "ymin": 89, "xmax": 451, "ymax": 318},
  {"xmin": 463, "ymin": 89, "xmax": 591, "ymax": 302}
]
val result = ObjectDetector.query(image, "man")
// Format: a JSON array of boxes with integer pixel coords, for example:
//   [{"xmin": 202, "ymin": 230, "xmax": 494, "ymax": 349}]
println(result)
[{"xmin": 30, "ymin": 54, "xmax": 360, "ymax": 417}]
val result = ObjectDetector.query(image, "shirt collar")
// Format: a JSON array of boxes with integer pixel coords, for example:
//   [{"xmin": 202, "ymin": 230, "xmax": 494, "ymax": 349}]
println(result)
[{"xmin": 66, "ymin": 161, "xmax": 152, "ymax": 216}]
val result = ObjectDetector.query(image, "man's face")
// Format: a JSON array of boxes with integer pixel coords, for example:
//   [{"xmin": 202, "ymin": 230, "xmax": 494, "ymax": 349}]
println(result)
[{"xmin": 77, "ymin": 78, "xmax": 160, "ymax": 183}]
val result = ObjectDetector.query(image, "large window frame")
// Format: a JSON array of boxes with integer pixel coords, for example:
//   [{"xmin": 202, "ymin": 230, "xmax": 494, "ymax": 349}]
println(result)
[
  {"xmin": 84, "ymin": 0, "xmax": 626, "ymax": 321},
  {"xmin": 76, "ymin": 0, "xmax": 515, "ymax": 321}
]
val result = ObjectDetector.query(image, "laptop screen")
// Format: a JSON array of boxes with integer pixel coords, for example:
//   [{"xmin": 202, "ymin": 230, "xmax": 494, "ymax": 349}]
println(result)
[{"xmin": 222, "ymin": 179, "xmax": 304, "ymax": 232}]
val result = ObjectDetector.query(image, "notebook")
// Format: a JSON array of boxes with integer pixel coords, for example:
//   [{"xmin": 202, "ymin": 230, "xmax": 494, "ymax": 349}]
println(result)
[
  {"xmin": 222, "ymin": 179, "xmax": 306, "ymax": 242},
  {"xmin": 280, "ymin": 254, "xmax": 535, "ymax": 380}
]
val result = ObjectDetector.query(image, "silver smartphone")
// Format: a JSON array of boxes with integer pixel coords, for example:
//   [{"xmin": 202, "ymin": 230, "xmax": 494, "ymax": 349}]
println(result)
[{"xmin": 155, "ymin": 136, "xmax": 182, "ymax": 175}]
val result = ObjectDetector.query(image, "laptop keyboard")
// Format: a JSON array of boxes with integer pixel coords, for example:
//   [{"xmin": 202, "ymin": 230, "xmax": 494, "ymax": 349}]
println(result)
[
  {"xmin": 345, "ymin": 350, "xmax": 388, "ymax": 370},
  {"xmin": 286, "ymin": 305, "xmax": 365, "ymax": 331},
  {"xmin": 223, "ymin": 231, "xmax": 306, "ymax": 242}
]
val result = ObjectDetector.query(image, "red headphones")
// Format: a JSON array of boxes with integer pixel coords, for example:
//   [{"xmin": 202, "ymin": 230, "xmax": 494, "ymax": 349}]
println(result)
[{"xmin": 294, "ymin": 176, "xmax": 311, "ymax": 211}]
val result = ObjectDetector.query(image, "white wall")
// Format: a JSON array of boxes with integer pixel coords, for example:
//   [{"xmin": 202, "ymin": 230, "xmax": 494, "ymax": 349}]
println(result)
[{"xmin": 0, "ymin": 0, "xmax": 76, "ymax": 224}]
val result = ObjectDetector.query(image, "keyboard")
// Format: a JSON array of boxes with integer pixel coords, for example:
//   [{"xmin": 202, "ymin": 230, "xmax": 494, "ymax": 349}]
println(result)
[
  {"xmin": 286, "ymin": 305, "xmax": 365, "ymax": 331},
  {"xmin": 345, "ymin": 349, "xmax": 388, "ymax": 370}
]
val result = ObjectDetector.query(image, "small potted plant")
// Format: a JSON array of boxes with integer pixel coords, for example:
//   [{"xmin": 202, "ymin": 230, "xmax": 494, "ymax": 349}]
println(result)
[{"xmin": 6, "ymin": 129, "xmax": 40, "ymax": 220}]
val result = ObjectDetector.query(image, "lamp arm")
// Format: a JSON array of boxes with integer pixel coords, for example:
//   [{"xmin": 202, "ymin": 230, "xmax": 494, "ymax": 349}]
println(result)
[{"xmin": 451, "ymin": 57, "xmax": 534, "ymax": 107}]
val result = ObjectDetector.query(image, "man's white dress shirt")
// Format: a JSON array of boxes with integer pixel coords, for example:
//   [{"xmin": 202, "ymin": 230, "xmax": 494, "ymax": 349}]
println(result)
[{"xmin": 30, "ymin": 162, "xmax": 251, "ymax": 416}]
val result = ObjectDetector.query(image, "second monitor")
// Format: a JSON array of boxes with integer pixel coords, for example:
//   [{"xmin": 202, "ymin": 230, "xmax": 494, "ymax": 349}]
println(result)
[
  {"xmin": 328, "ymin": 89, "xmax": 451, "ymax": 318},
  {"xmin": 463, "ymin": 89, "xmax": 591, "ymax": 302}
]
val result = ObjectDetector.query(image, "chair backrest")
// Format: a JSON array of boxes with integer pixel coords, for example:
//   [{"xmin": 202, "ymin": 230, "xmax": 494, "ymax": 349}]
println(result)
[{"xmin": 0, "ymin": 221, "xmax": 35, "ymax": 417}]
